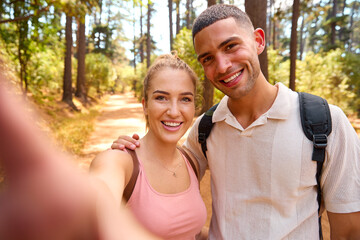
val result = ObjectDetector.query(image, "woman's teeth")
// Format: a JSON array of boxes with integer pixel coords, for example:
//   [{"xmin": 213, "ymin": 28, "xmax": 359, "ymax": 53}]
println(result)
[{"xmin": 163, "ymin": 121, "xmax": 181, "ymax": 127}]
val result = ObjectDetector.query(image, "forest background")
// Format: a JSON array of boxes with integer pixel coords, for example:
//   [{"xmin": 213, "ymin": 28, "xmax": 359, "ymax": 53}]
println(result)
[{"xmin": 0, "ymin": 0, "xmax": 359, "ymax": 154}]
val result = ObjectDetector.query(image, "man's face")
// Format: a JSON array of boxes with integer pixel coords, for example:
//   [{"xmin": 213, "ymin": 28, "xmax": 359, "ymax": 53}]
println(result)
[{"xmin": 194, "ymin": 17, "xmax": 264, "ymax": 100}]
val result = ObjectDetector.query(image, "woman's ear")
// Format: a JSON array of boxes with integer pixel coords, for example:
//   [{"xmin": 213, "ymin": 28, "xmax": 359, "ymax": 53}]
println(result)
[
  {"xmin": 142, "ymin": 98, "xmax": 147, "ymax": 115},
  {"xmin": 254, "ymin": 28, "xmax": 265, "ymax": 55}
]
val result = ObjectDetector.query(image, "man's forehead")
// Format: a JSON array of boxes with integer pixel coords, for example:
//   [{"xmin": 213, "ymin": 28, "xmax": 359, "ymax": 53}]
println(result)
[{"xmin": 193, "ymin": 18, "xmax": 245, "ymax": 54}]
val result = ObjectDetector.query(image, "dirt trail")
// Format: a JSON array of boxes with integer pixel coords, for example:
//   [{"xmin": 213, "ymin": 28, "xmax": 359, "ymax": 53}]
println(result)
[
  {"xmin": 77, "ymin": 92, "xmax": 146, "ymax": 169},
  {"xmin": 78, "ymin": 92, "xmax": 332, "ymax": 238}
]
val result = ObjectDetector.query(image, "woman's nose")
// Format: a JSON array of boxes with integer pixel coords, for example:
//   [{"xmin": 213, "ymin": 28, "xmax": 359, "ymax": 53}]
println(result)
[{"xmin": 166, "ymin": 101, "xmax": 181, "ymax": 118}]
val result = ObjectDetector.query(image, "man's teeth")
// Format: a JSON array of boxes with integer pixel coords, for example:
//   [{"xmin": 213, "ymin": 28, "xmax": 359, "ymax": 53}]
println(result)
[
  {"xmin": 163, "ymin": 122, "xmax": 181, "ymax": 127},
  {"xmin": 223, "ymin": 71, "xmax": 242, "ymax": 83}
]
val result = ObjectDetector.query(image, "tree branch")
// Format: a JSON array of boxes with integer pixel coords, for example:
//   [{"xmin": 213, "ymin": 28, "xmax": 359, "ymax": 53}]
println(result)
[{"xmin": 0, "ymin": 6, "xmax": 50, "ymax": 24}]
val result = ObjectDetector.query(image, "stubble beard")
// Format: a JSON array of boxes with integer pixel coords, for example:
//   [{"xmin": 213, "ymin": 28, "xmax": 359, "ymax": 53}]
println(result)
[{"xmin": 224, "ymin": 61, "xmax": 260, "ymax": 100}]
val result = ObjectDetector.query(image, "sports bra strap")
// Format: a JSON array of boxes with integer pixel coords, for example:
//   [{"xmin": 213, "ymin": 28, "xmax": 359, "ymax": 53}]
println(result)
[
  {"xmin": 123, "ymin": 149, "xmax": 140, "ymax": 202},
  {"xmin": 177, "ymin": 146, "xmax": 200, "ymax": 182}
]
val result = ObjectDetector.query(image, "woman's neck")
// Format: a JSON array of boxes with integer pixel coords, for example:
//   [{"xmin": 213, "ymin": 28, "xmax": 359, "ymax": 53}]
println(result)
[{"xmin": 139, "ymin": 133, "xmax": 179, "ymax": 164}]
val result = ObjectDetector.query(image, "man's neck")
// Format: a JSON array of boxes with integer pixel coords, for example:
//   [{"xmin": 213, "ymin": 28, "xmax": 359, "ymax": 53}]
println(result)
[{"xmin": 227, "ymin": 79, "xmax": 278, "ymax": 129}]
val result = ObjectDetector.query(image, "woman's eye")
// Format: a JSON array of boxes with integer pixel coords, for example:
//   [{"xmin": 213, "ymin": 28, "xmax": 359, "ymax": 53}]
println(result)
[
  {"xmin": 155, "ymin": 96, "xmax": 166, "ymax": 101},
  {"xmin": 181, "ymin": 97, "xmax": 192, "ymax": 102}
]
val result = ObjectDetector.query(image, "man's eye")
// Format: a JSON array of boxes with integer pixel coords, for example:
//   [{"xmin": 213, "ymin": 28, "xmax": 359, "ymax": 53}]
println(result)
[
  {"xmin": 202, "ymin": 56, "xmax": 213, "ymax": 64},
  {"xmin": 225, "ymin": 43, "xmax": 236, "ymax": 51}
]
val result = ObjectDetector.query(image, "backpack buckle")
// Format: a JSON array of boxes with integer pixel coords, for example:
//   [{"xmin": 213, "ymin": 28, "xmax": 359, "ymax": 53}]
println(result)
[
  {"xmin": 198, "ymin": 132, "xmax": 206, "ymax": 144},
  {"xmin": 313, "ymin": 134, "xmax": 327, "ymax": 149}
]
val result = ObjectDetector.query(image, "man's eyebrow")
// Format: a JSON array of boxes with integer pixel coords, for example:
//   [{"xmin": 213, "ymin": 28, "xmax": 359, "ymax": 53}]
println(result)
[
  {"xmin": 218, "ymin": 36, "xmax": 239, "ymax": 49},
  {"xmin": 197, "ymin": 36, "xmax": 240, "ymax": 62},
  {"xmin": 197, "ymin": 52, "xmax": 210, "ymax": 62}
]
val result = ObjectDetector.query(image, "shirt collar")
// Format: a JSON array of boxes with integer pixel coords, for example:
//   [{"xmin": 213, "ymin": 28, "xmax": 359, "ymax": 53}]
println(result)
[{"xmin": 212, "ymin": 82, "xmax": 292, "ymax": 124}]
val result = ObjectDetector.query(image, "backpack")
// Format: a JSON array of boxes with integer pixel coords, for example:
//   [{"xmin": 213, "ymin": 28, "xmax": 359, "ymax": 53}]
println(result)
[
  {"xmin": 123, "ymin": 146, "xmax": 200, "ymax": 202},
  {"xmin": 198, "ymin": 92, "xmax": 332, "ymax": 240}
]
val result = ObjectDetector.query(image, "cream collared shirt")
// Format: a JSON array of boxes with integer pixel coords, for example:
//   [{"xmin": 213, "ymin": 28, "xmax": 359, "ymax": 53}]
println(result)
[{"xmin": 183, "ymin": 83, "xmax": 360, "ymax": 240}]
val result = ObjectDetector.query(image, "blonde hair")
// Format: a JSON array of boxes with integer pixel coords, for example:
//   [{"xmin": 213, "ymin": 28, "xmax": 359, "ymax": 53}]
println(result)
[
  {"xmin": 143, "ymin": 53, "xmax": 198, "ymax": 103},
  {"xmin": 143, "ymin": 53, "xmax": 198, "ymax": 126}
]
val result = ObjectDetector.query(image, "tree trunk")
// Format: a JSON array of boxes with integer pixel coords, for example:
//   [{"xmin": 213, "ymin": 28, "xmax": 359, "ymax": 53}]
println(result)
[
  {"xmin": 268, "ymin": 0, "xmax": 273, "ymax": 46},
  {"xmin": 168, "ymin": 0, "xmax": 173, "ymax": 50},
  {"xmin": 62, "ymin": 15, "xmax": 77, "ymax": 110},
  {"xmin": 75, "ymin": 16, "xmax": 87, "ymax": 103},
  {"xmin": 14, "ymin": 1, "xmax": 29, "ymax": 93},
  {"xmin": 207, "ymin": 0, "xmax": 216, "ymax": 6},
  {"xmin": 339, "ymin": 0, "xmax": 346, "ymax": 45},
  {"xmin": 140, "ymin": 5, "xmax": 144, "ymax": 63},
  {"xmin": 273, "ymin": 12, "xmax": 277, "ymax": 49},
  {"xmin": 347, "ymin": 2, "xmax": 355, "ymax": 52},
  {"xmin": 289, "ymin": 0, "xmax": 300, "ymax": 91},
  {"xmin": 200, "ymin": 0, "xmax": 216, "ymax": 114},
  {"xmin": 146, "ymin": 1, "xmax": 152, "ymax": 69},
  {"xmin": 175, "ymin": 0, "xmax": 180, "ymax": 35},
  {"xmin": 299, "ymin": 14, "xmax": 305, "ymax": 60},
  {"xmin": 330, "ymin": 0, "xmax": 337, "ymax": 48},
  {"xmin": 133, "ymin": 6, "xmax": 137, "ymax": 74},
  {"xmin": 245, "ymin": 0, "xmax": 269, "ymax": 81},
  {"xmin": 186, "ymin": 0, "xmax": 190, "ymax": 29}
]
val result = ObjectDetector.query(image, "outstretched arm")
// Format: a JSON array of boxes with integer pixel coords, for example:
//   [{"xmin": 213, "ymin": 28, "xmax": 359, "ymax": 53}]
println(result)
[{"xmin": 0, "ymin": 74, "xmax": 160, "ymax": 240}]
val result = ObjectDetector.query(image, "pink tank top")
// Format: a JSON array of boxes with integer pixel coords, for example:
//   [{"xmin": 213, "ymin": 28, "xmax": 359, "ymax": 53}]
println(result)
[{"xmin": 126, "ymin": 153, "xmax": 207, "ymax": 240}]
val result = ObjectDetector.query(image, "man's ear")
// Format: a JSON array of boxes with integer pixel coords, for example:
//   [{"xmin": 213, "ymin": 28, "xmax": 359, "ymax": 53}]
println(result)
[
  {"xmin": 254, "ymin": 28, "xmax": 265, "ymax": 55},
  {"xmin": 142, "ymin": 98, "xmax": 147, "ymax": 115}
]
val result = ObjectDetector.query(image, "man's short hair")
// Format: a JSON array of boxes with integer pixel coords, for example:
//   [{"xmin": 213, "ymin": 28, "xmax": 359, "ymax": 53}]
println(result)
[{"xmin": 192, "ymin": 4, "xmax": 254, "ymax": 40}]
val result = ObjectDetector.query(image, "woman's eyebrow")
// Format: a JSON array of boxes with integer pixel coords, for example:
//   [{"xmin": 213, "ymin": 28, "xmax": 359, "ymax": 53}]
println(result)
[
  {"xmin": 153, "ymin": 90, "xmax": 169, "ymax": 95},
  {"xmin": 180, "ymin": 92, "xmax": 194, "ymax": 96},
  {"xmin": 153, "ymin": 90, "xmax": 194, "ymax": 96}
]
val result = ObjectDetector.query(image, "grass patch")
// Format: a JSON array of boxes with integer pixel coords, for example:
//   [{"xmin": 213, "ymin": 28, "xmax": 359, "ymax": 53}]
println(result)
[
  {"xmin": 30, "ymin": 90, "xmax": 104, "ymax": 156},
  {"xmin": 49, "ymin": 107, "xmax": 100, "ymax": 155}
]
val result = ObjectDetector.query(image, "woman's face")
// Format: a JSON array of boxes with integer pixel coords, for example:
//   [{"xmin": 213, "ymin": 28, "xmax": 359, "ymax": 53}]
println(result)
[{"xmin": 143, "ymin": 68, "xmax": 195, "ymax": 144}]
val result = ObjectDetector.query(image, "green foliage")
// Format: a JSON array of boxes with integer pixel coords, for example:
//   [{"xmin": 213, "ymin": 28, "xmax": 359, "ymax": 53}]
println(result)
[
  {"xmin": 297, "ymin": 49, "xmax": 355, "ymax": 113},
  {"xmin": 173, "ymin": 28, "xmax": 205, "ymax": 109},
  {"xmin": 116, "ymin": 62, "xmax": 147, "ymax": 99},
  {"xmin": 268, "ymin": 47, "xmax": 357, "ymax": 114},
  {"xmin": 85, "ymin": 53, "xmax": 115, "ymax": 96},
  {"xmin": 343, "ymin": 52, "xmax": 360, "ymax": 114},
  {"xmin": 268, "ymin": 47, "xmax": 290, "ymax": 86},
  {"xmin": 27, "ymin": 48, "xmax": 64, "ymax": 94}
]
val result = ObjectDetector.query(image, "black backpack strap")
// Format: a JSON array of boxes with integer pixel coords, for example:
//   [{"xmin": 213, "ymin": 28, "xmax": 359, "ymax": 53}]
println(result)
[
  {"xmin": 123, "ymin": 149, "xmax": 140, "ymax": 202},
  {"xmin": 298, "ymin": 92, "xmax": 332, "ymax": 240},
  {"xmin": 177, "ymin": 146, "xmax": 200, "ymax": 183},
  {"xmin": 299, "ymin": 92, "xmax": 332, "ymax": 163},
  {"xmin": 198, "ymin": 103, "xmax": 219, "ymax": 158}
]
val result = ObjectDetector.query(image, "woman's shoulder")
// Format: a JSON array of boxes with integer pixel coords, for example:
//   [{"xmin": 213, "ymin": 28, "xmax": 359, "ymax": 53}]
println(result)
[{"xmin": 90, "ymin": 149, "xmax": 134, "ymax": 172}]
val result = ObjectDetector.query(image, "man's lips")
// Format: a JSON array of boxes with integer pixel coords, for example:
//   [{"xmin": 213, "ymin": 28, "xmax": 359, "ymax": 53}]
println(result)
[{"xmin": 220, "ymin": 70, "xmax": 243, "ymax": 84}]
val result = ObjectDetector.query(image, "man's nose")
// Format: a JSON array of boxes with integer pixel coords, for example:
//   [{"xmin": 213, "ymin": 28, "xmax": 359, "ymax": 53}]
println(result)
[{"xmin": 216, "ymin": 55, "xmax": 232, "ymax": 74}]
